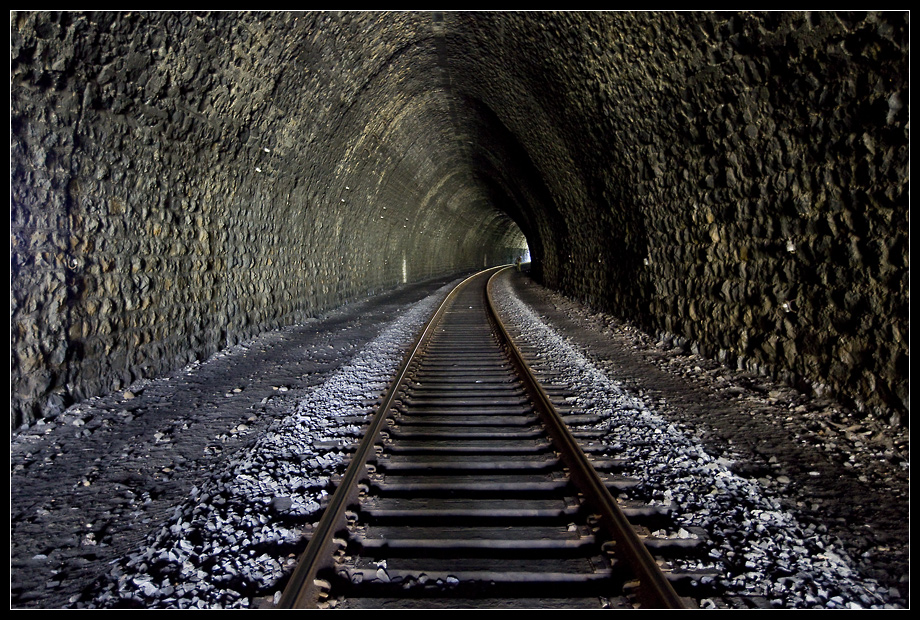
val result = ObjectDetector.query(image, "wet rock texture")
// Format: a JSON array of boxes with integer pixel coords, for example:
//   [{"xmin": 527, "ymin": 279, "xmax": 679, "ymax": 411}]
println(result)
[
  {"xmin": 446, "ymin": 11, "xmax": 909, "ymax": 426},
  {"xmin": 9, "ymin": 11, "xmax": 526, "ymax": 428},
  {"xmin": 10, "ymin": 11, "xmax": 908, "ymax": 435}
]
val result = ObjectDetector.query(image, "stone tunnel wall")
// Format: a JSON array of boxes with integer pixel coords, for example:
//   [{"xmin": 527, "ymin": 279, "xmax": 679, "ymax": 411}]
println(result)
[
  {"xmin": 444, "ymin": 11, "xmax": 909, "ymax": 425},
  {"xmin": 10, "ymin": 11, "xmax": 525, "ymax": 428},
  {"xmin": 10, "ymin": 11, "xmax": 909, "ymax": 429}
]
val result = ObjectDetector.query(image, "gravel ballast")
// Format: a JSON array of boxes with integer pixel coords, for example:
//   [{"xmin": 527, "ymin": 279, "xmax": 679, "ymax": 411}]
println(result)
[
  {"xmin": 11, "ymin": 275, "xmax": 464, "ymax": 609},
  {"xmin": 10, "ymin": 269, "xmax": 908, "ymax": 609},
  {"xmin": 490, "ymin": 269, "xmax": 908, "ymax": 609}
]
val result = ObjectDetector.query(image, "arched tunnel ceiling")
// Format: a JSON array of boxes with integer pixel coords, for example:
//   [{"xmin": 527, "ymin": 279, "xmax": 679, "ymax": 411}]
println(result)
[
  {"xmin": 9, "ymin": 10, "xmax": 909, "ymax": 430},
  {"xmin": 308, "ymin": 13, "xmax": 538, "ymax": 257},
  {"xmin": 290, "ymin": 13, "xmax": 530, "ymax": 263}
]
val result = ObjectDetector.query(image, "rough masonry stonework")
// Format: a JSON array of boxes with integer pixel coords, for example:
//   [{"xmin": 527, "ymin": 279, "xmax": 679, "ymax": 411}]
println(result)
[{"xmin": 10, "ymin": 11, "xmax": 908, "ymax": 429}]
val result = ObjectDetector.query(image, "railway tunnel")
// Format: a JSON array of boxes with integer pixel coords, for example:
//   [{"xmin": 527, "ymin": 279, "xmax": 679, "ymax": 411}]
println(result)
[
  {"xmin": 11, "ymin": 10, "xmax": 908, "ymax": 432},
  {"xmin": 8, "ymin": 10, "xmax": 911, "ymax": 610}
]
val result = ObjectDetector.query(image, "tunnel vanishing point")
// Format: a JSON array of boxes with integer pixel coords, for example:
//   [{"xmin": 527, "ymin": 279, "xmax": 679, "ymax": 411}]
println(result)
[{"xmin": 10, "ymin": 11, "xmax": 909, "ymax": 431}]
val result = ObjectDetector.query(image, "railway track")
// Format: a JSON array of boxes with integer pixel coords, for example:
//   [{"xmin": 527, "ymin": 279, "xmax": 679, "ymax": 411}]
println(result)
[{"xmin": 277, "ymin": 267, "xmax": 699, "ymax": 609}]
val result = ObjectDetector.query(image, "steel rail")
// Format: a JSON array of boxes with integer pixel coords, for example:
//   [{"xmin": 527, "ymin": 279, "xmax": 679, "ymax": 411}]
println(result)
[
  {"xmin": 277, "ymin": 268, "xmax": 501, "ymax": 609},
  {"xmin": 485, "ymin": 266, "xmax": 688, "ymax": 609},
  {"xmin": 278, "ymin": 265, "xmax": 688, "ymax": 608}
]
